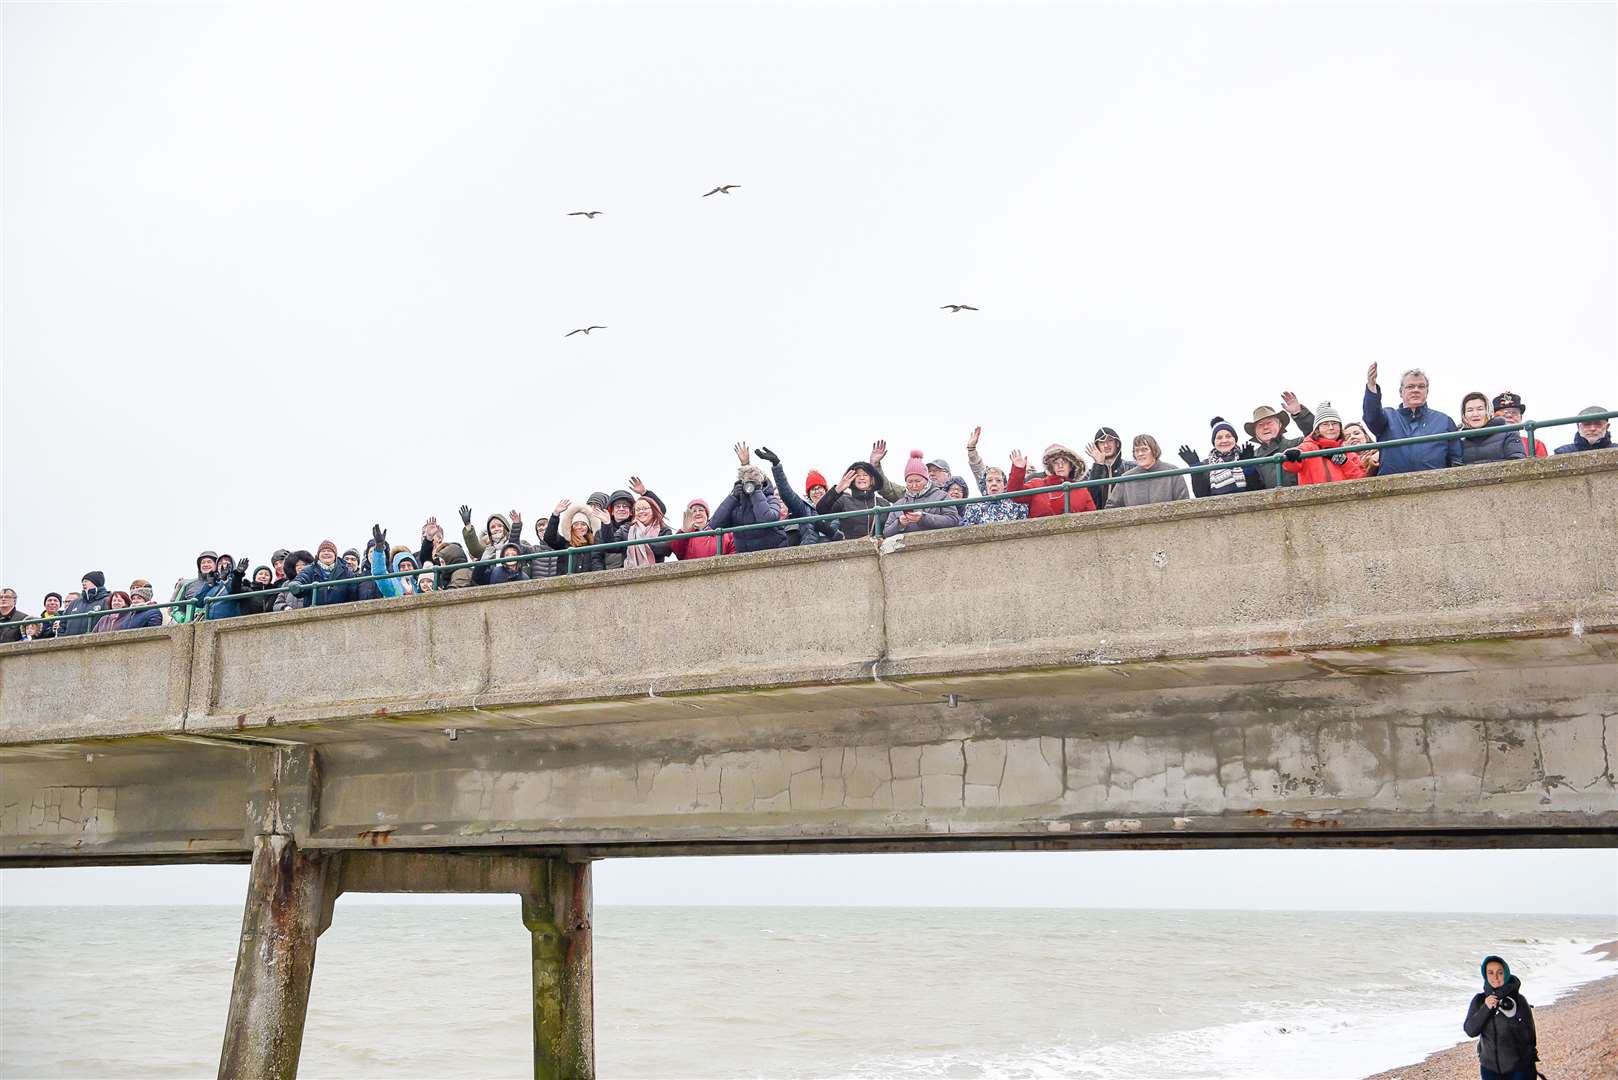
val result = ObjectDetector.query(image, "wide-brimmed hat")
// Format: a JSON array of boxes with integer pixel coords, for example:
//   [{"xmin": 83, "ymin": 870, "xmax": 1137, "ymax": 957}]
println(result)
[{"xmin": 1243, "ymin": 406, "xmax": 1291, "ymax": 438}]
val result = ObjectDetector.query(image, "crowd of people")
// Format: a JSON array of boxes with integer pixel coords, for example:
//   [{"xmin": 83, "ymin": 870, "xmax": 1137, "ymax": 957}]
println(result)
[{"xmin": 2, "ymin": 367, "xmax": 1610, "ymax": 644}]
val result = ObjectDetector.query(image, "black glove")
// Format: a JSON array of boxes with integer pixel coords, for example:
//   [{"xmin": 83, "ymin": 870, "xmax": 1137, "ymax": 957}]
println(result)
[
  {"xmin": 732, "ymin": 480, "xmax": 745, "ymax": 496},
  {"xmin": 372, "ymin": 523, "xmax": 387, "ymax": 549},
  {"xmin": 1177, "ymin": 445, "xmax": 1199, "ymax": 466},
  {"xmin": 1283, "ymin": 447, "xmax": 1303, "ymax": 463},
  {"xmin": 754, "ymin": 446, "xmax": 780, "ymax": 466},
  {"xmin": 458, "ymin": 504, "xmax": 472, "ymax": 526}
]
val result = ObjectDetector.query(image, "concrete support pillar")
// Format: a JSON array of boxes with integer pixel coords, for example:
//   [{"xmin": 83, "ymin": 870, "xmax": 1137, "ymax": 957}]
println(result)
[
  {"xmin": 217, "ymin": 835, "xmax": 333, "ymax": 1080},
  {"xmin": 522, "ymin": 860, "xmax": 594, "ymax": 1080}
]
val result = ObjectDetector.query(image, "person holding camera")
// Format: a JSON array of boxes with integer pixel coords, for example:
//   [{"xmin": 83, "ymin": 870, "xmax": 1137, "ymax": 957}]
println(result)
[
  {"xmin": 1463, "ymin": 954, "xmax": 1539, "ymax": 1080},
  {"xmin": 708, "ymin": 442, "xmax": 789, "ymax": 552}
]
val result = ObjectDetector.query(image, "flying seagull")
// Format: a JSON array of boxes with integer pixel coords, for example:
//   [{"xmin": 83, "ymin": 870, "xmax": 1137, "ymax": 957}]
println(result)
[
  {"xmin": 940, "ymin": 304, "xmax": 979, "ymax": 312},
  {"xmin": 565, "ymin": 326, "xmax": 606, "ymax": 337},
  {"xmin": 566, "ymin": 210, "xmax": 604, "ymax": 218},
  {"xmin": 702, "ymin": 185, "xmax": 740, "ymax": 197}
]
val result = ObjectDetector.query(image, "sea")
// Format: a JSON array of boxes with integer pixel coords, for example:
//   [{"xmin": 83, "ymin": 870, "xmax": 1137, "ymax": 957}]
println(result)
[{"xmin": 1, "ymin": 906, "xmax": 1612, "ymax": 1079}]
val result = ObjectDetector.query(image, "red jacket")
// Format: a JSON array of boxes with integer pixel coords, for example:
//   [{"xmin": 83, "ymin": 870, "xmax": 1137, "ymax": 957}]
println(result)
[
  {"xmin": 1522, "ymin": 433, "xmax": 1548, "ymax": 458},
  {"xmin": 1282, "ymin": 436, "xmax": 1367, "ymax": 485},
  {"xmin": 668, "ymin": 532, "xmax": 736, "ymax": 560},
  {"xmin": 1007, "ymin": 464, "xmax": 1097, "ymax": 516}
]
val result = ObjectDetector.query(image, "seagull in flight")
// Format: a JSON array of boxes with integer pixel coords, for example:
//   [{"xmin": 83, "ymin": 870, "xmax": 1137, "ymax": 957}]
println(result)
[
  {"xmin": 565, "ymin": 326, "xmax": 607, "ymax": 337},
  {"xmin": 940, "ymin": 304, "xmax": 979, "ymax": 312},
  {"xmin": 702, "ymin": 185, "xmax": 740, "ymax": 197},
  {"xmin": 566, "ymin": 210, "xmax": 604, "ymax": 218}
]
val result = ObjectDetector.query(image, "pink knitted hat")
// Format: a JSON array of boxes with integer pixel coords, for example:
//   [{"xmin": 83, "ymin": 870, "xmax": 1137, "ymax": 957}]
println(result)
[{"xmin": 903, "ymin": 449, "xmax": 928, "ymax": 479}]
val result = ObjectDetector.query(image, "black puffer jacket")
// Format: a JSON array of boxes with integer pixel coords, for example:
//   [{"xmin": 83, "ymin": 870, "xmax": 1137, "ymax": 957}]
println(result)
[{"xmin": 1463, "ymin": 962, "xmax": 1537, "ymax": 1075}]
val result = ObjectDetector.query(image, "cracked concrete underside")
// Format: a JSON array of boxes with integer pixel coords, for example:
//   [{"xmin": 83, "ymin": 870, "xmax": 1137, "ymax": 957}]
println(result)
[{"xmin": 3, "ymin": 451, "xmax": 1616, "ymax": 862}]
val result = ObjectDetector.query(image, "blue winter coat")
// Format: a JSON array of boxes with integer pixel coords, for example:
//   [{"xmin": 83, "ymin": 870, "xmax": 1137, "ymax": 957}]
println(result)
[
  {"xmin": 295, "ymin": 560, "xmax": 357, "ymax": 606},
  {"xmin": 1361, "ymin": 388, "xmax": 1461, "ymax": 474},
  {"xmin": 769, "ymin": 463, "xmax": 842, "ymax": 545},
  {"xmin": 709, "ymin": 482, "xmax": 789, "ymax": 552},
  {"xmin": 369, "ymin": 549, "xmax": 420, "ymax": 598},
  {"xmin": 122, "ymin": 608, "xmax": 164, "ymax": 630}
]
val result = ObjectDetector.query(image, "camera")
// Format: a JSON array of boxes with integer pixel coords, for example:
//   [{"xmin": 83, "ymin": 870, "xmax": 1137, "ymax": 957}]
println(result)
[
  {"xmin": 742, "ymin": 481, "xmax": 758, "ymax": 495},
  {"xmin": 1495, "ymin": 996, "xmax": 1517, "ymax": 1017}
]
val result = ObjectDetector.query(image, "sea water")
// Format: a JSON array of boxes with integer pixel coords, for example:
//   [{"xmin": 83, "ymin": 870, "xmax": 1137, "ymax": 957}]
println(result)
[{"xmin": 1, "ymin": 906, "xmax": 1612, "ymax": 1079}]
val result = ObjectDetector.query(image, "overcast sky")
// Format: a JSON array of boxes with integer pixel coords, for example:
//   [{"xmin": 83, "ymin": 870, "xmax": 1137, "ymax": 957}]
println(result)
[{"xmin": 3, "ymin": 3, "xmax": 1615, "ymax": 911}]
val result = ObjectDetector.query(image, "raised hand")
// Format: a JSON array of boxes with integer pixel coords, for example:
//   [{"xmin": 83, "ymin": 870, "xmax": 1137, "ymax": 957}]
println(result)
[
  {"xmin": 1177, "ymin": 445, "xmax": 1198, "ymax": 466},
  {"xmin": 838, "ymin": 468, "xmax": 857, "ymax": 493},
  {"xmin": 1008, "ymin": 448, "xmax": 1027, "ymax": 470},
  {"xmin": 869, "ymin": 439, "xmax": 888, "ymax": 464},
  {"xmin": 629, "ymin": 475, "xmax": 647, "ymax": 496},
  {"xmin": 508, "ymin": 509, "xmax": 522, "ymax": 528},
  {"xmin": 966, "ymin": 426, "xmax": 981, "ymax": 450},
  {"xmin": 1281, "ymin": 391, "xmax": 1302, "ymax": 415},
  {"xmin": 458, "ymin": 504, "xmax": 472, "ymax": 527},
  {"xmin": 1366, "ymin": 362, "xmax": 1378, "ymax": 391},
  {"xmin": 733, "ymin": 442, "xmax": 751, "ymax": 464},
  {"xmin": 553, "ymin": 498, "xmax": 571, "ymax": 516},
  {"xmin": 372, "ymin": 523, "xmax": 387, "ymax": 548},
  {"xmin": 754, "ymin": 446, "xmax": 780, "ymax": 466}
]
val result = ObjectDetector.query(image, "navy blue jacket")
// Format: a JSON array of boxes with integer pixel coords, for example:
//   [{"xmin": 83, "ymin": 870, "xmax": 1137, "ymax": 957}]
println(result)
[
  {"xmin": 295, "ymin": 560, "xmax": 358, "ymax": 605},
  {"xmin": 122, "ymin": 608, "xmax": 164, "ymax": 630},
  {"xmin": 769, "ymin": 463, "xmax": 842, "ymax": 544},
  {"xmin": 1554, "ymin": 430, "xmax": 1612, "ymax": 454},
  {"xmin": 709, "ymin": 483, "xmax": 788, "ymax": 552},
  {"xmin": 1362, "ymin": 388, "xmax": 1461, "ymax": 474}
]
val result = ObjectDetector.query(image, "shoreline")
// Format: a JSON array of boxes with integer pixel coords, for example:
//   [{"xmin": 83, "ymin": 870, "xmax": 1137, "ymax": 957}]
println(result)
[{"xmin": 1363, "ymin": 941, "xmax": 1618, "ymax": 1080}]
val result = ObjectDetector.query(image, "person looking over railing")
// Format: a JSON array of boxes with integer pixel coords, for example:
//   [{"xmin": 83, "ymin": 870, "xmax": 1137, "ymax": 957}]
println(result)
[
  {"xmin": 1457, "ymin": 392, "xmax": 1528, "ymax": 465},
  {"xmin": 754, "ymin": 447, "xmax": 841, "ymax": 546},
  {"xmin": 1341, "ymin": 422, "xmax": 1380, "ymax": 477},
  {"xmin": 1110, "ymin": 436, "xmax": 1190, "ymax": 508},
  {"xmin": 543, "ymin": 501, "xmax": 605, "ymax": 574},
  {"xmin": 1554, "ymin": 406, "xmax": 1612, "ymax": 454},
  {"xmin": 294, "ymin": 540, "xmax": 357, "ymax": 606},
  {"xmin": 816, "ymin": 460, "xmax": 889, "ymax": 539},
  {"xmin": 881, "ymin": 450, "xmax": 961, "ymax": 536},
  {"xmin": 1179, "ymin": 418, "xmax": 1260, "ymax": 498},
  {"xmin": 1242, "ymin": 393, "xmax": 1314, "ymax": 489},
  {"xmin": 1491, "ymin": 392, "xmax": 1547, "ymax": 458},
  {"xmin": 0, "ymin": 589, "xmax": 27, "ymax": 643},
  {"xmin": 668, "ymin": 499, "xmax": 735, "ymax": 560},
  {"xmin": 1282, "ymin": 403, "xmax": 1366, "ymax": 486},
  {"xmin": 1362, "ymin": 364, "xmax": 1461, "ymax": 473},
  {"xmin": 57, "ymin": 573, "xmax": 111, "ymax": 637},
  {"xmin": 1082, "ymin": 427, "xmax": 1133, "ymax": 509},
  {"xmin": 90, "ymin": 592, "xmax": 131, "ymax": 632},
  {"xmin": 1006, "ymin": 444, "xmax": 1096, "ymax": 516},
  {"xmin": 710, "ymin": 443, "xmax": 789, "ymax": 551}
]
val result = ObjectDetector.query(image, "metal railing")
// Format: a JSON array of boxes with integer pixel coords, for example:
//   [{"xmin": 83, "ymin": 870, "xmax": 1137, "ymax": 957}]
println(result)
[{"xmin": 18, "ymin": 409, "xmax": 1613, "ymax": 635}]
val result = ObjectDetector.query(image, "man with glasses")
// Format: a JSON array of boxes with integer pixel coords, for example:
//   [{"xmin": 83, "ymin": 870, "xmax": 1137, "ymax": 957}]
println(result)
[
  {"xmin": 1362, "ymin": 363, "xmax": 1461, "ymax": 475},
  {"xmin": 0, "ymin": 589, "xmax": 30, "ymax": 644}
]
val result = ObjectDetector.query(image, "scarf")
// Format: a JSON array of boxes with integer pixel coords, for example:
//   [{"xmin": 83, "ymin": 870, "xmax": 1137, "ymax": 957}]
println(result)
[
  {"xmin": 1206, "ymin": 448, "xmax": 1247, "ymax": 494},
  {"xmin": 624, "ymin": 521, "xmax": 662, "ymax": 569}
]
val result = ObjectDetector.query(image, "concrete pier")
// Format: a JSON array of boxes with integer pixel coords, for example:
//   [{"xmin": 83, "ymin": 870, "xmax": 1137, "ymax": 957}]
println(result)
[{"xmin": 218, "ymin": 845, "xmax": 593, "ymax": 1079}]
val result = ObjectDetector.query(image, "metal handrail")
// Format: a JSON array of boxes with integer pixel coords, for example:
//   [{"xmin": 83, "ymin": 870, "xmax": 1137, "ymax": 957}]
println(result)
[{"xmin": 20, "ymin": 409, "xmax": 1613, "ymax": 630}]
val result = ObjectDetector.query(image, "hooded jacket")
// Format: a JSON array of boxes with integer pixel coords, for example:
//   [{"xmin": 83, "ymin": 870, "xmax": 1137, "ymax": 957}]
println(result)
[
  {"xmin": 368, "ymin": 549, "xmax": 420, "ymax": 598},
  {"xmin": 541, "ymin": 510, "xmax": 605, "ymax": 575},
  {"xmin": 1083, "ymin": 455, "xmax": 1136, "ymax": 510},
  {"xmin": 463, "ymin": 514, "xmax": 512, "ymax": 561},
  {"xmin": 432, "ymin": 542, "xmax": 476, "ymax": 589},
  {"xmin": 57, "ymin": 574, "xmax": 111, "ymax": 637},
  {"xmin": 594, "ymin": 491, "xmax": 669, "ymax": 570},
  {"xmin": 1362, "ymin": 387, "xmax": 1462, "ymax": 473},
  {"xmin": 237, "ymin": 569, "xmax": 279, "ymax": 616},
  {"xmin": 1109, "ymin": 460, "xmax": 1191, "ymax": 508},
  {"xmin": 200, "ymin": 557, "xmax": 250, "ymax": 620},
  {"xmin": 1463, "ymin": 957, "xmax": 1537, "ymax": 1074},
  {"xmin": 709, "ymin": 468, "xmax": 789, "ymax": 552},
  {"xmin": 1459, "ymin": 417, "xmax": 1529, "ymax": 465},
  {"xmin": 170, "ymin": 551, "xmax": 219, "ymax": 624},
  {"xmin": 881, "ymin": 481, "xmax": 961, "ymax": 536},
  {"xmin": 1554, "ymin": 429, "xmax": 1613, "ymax": 454},
  {"xmin": 1007, "ymin": 447, "xmax": 1097, "ymax": 518},
  {"xmin": 814, "ymin": 461, "xmax": 890, "ymax": 540},
  {"xmin": 1282, "ymin": 434, "xmax": 1368, "ymax": 486}
]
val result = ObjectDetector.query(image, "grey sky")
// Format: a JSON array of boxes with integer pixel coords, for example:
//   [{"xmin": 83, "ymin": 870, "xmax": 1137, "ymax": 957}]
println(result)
[{"xmin": 3, "ymin": 3, "xmax": 1614, "ymax": 909}]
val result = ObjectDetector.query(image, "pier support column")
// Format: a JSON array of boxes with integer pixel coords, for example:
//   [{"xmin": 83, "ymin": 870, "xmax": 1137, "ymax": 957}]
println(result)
[
  {"xmin": 218, "ymin": 835, "xmax": 334, "ymax": 1080},
  {"xmin": 523, "ymin": 860, "xmax": 594, "ymax": 1080}
]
